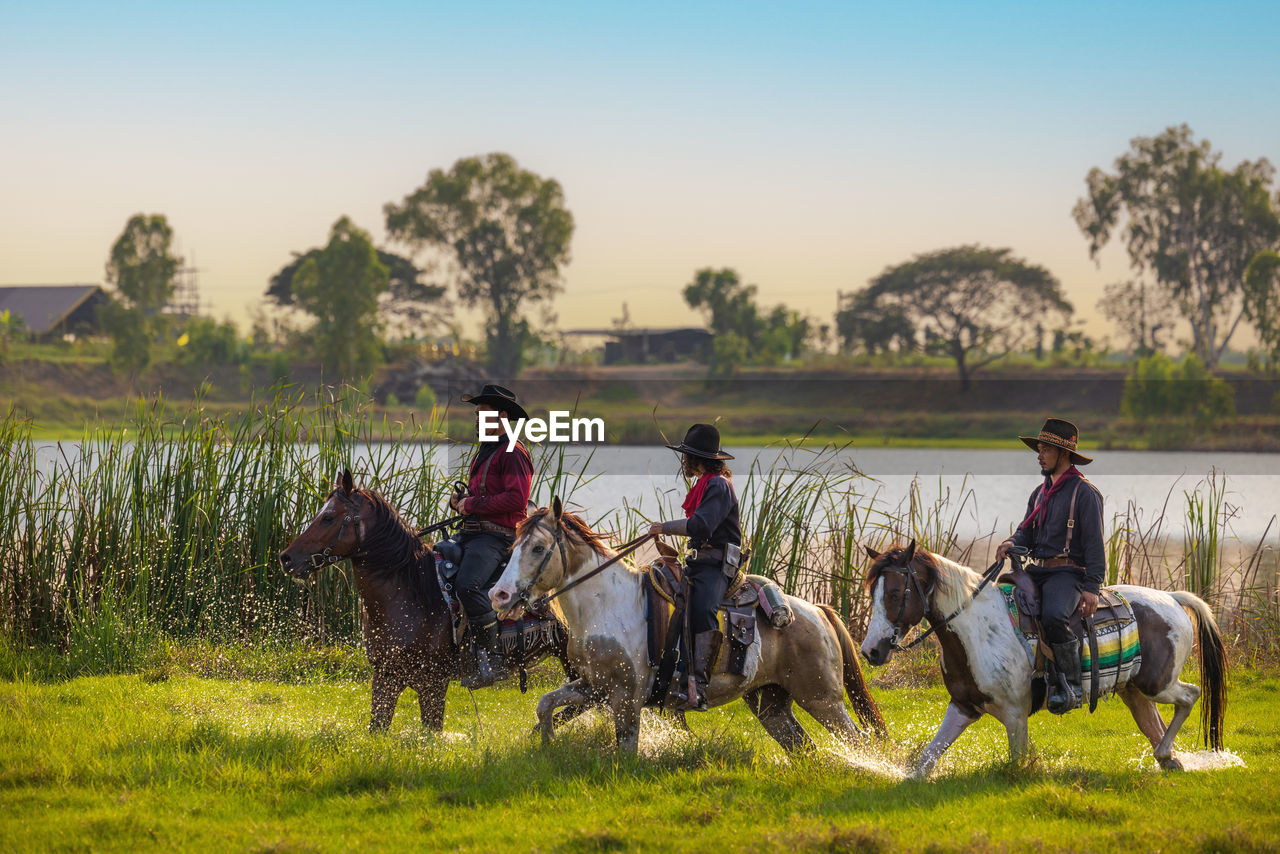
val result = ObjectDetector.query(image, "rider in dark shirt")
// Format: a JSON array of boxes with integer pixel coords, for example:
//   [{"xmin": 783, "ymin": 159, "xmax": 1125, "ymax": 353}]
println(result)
[
  {"xmin": 648, "ymin": 423, "xmax": 743, "ymax": 711},
  {"xmin": 996, "ymin": 418, "xmax": 1105, "ymax": 714}
]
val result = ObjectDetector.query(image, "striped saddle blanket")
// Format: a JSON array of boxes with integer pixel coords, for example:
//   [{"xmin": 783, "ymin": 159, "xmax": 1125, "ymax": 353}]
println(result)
[{"xmin": 999, "ymin": 584, "xmax": 1142, "ymax": 707}]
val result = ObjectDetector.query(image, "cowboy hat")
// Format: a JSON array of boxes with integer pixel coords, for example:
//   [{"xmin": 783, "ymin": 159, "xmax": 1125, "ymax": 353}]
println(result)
[
  {"xmin": 666, "ymin": 423, "xmax": 734, "ymax": 460},
  {"xmin": 461, "ymin": 384, "xmax": 528, "ymax": 423},
  {"xmin": 1019, "ymin": 418, "xmax": 1092, "ymax": 465}
]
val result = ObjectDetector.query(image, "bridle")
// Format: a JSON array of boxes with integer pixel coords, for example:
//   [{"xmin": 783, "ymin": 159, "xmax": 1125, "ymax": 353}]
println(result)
[
  {"xmin": 875, "ymin": 559, "xmax": 937, "ymax": 651},
  {"xmin": 308, "ymin": 490, "xmax": 367, "ymax": 570},
  {"xmin": 875, "ymin": 552, "xmax": 1007, "ymax": 651},
  {"xmin": 511, "ymin": 517, "xmax": 568, "ymax": 608}
]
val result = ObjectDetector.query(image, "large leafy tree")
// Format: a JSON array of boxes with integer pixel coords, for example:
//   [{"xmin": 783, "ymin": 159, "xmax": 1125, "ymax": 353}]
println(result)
[
  {"xmin": 384, "ymin": 153, "xmax": 573, "ymax": 378},
  {"xmin": 835, "ymin": 289, "xmax": 914, "ymax": 355},
  {"xmin": 1073, "ymin": 125, "xmax": 1280, "ymax": 368},
  {"xmin": 1097, "ymin": 278, "xmax": 1176, "ymax": 356},
  {"xmin": 267, "ymin": 248, "xmax": 446, "ymax": 338},
  {"xmin": 103, "ymin": 213, "xmax": 182, "ymax": 372},
  {"xmin": 292, "ymin": 217, "xmax": 390, "ymax": 380},
  {"xmin": 854, "ymin": 245, "xmax": 1071, "ymax": 390}
]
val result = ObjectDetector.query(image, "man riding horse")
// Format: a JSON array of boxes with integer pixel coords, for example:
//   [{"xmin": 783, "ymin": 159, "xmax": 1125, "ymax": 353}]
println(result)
[
  {"xmin": 449, "ymin": 383, "xmax": 534, "ymax": 689},
  {"xmin": 995, "ymin": 417, "xmax": 1105, "ymax": 714}
]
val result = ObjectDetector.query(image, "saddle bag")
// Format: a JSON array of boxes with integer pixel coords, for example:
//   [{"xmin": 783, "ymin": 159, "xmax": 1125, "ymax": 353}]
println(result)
[{"xmin": 724, "ymin": 607, "xmax": 756, "ymax": 675}]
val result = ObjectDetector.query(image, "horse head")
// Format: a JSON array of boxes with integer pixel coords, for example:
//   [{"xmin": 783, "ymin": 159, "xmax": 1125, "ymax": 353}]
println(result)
[
  {"xmin": 490, "ymin": 496, "xmax": 612, "ymax": 619},
  {"xmin": 860, "ymin": 540, "xmax": 936, "ymax": 665},
  {"xmin": 279, "ymin": 469, "xmax": 372, "ymax": 581}
]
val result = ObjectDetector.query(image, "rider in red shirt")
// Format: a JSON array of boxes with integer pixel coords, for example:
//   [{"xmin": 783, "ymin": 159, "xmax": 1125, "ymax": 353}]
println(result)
[{"xmin": 450, "ymin": 384, "xmax": 534, "ymax": 688}]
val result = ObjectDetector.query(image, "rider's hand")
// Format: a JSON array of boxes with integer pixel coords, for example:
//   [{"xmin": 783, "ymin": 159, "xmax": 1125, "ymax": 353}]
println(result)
[
  {"xmin": 449, "ymin": 492, "xmax": 466, "ymax": 513},
  {"xmin": 648, "ymin": 522, "xmax": 664, "ymax": 538},
  {"xmin": 995, "ymin": 538, "xmax": 1015, "ymax": 561},
  {"xmin": 1081, "ymin": 591, "xmax": 1099, "ymax": 618}
]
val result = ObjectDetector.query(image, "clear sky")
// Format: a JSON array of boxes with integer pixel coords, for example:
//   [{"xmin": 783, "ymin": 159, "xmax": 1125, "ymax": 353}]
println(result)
[{"xmin": 2, "ymin": 1, "xmax": 1278, "ymax": 342}]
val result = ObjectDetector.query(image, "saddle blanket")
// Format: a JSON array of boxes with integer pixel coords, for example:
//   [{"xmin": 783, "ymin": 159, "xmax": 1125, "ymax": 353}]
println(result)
[{"xmin": 999, "ymin": 584, "xmax": 1142, "ymax": 701}]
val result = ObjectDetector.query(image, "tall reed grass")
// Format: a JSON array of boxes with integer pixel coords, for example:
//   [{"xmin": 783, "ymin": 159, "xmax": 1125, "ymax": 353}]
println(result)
[{"xmin": 3, "ymin": 395, "xmax": 1277, "ymax": 677}]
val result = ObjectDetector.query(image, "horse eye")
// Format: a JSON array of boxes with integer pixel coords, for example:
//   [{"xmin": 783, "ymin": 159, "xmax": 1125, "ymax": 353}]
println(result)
[
  {"xmin": 322, "ymin": 514, "xmax": 334, "ymax": 523},
  {"xmin": 532, "ymin": 545, "xmax": 545, "ymax": 554}
]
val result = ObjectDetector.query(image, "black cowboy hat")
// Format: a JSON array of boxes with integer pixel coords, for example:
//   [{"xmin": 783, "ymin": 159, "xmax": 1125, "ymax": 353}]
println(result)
[
  {"xmin": 666, "ymin": 423, "xmax": 734, "ymax": 461},
  {"xmin": 461, "ymin": 383, "xmax": 529, "ymax": 423},
  {"xmin": 1019, "ymin": 417, "xmax": 1092, "ymax": 465}
]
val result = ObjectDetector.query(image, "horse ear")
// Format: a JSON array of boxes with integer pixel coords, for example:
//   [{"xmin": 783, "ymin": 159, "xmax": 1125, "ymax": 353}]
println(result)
[
  {"xmin": 552, "ymin": 495, "xmax": 563, "ymax": 521},
  {"xmin": 341, "ymin": 468, "xmax": 354, "ymax": 494},
  {"xmin": 903, "ymin": 539, "xmax": 917, "ymax": 563},
  {"xmin": 864, "ymin": 545, "xmax": 882, "ymax": 561}
]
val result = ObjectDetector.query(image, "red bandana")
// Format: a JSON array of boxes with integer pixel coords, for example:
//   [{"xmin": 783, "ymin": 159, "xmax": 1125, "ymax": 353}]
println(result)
[
  {"xmin": 682, "ymin": 472, "xmax": 715, "ymax": 518},
  {"xmin": 1018, "ymin": 466, "xmax": 1081, "ymax": 531}
]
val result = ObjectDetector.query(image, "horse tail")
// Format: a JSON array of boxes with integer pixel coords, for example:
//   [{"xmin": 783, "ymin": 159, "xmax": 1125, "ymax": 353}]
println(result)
[
  {"xmin": 1169, "ymin": 591, "xmax": 1229, "ymax": 751},
  {"xmin": 817, "ymin": 604, "xmax": 887, "ymax": 738}
]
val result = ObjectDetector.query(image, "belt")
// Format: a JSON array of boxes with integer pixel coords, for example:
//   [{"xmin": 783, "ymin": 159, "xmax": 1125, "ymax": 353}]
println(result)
[
  {"xmin": 461, "ymin": 519, "xmax": 516, "ymax": 536},
  {"xmin": 687, "ymin": 546, "xmax": 724, "ymax": 563},
  {"xmin": 1034, "ymin": 557, "xmax": 1081, "ymax": 569}
]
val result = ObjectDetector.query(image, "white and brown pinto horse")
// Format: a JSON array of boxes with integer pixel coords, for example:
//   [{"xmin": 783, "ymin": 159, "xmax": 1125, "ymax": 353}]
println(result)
[
  {"xmin": 489, "ymin": 499, "xmax": 886, "ymax": 754},
  {"xmin": 861, "ymin": 543, "xmax": 1228, "ymax": 778}
]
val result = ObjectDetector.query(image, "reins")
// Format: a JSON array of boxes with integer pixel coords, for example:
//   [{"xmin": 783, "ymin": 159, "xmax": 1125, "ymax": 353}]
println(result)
[
  {"xmin": 885, "ymin": 554, "xmax": 1008, "ymax": 650},
  {"xmin": 308, "ymin": 491, "xmax": 367, "ymax": 569}
]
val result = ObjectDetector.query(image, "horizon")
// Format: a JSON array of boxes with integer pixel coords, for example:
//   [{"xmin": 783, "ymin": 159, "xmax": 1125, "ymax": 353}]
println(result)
[{"xmin": 3, "ymin": 1, "xmax": 1278, "ymax": 346}]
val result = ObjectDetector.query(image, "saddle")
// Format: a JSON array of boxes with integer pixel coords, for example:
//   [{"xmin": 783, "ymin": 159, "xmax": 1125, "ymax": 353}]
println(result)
[
  {"xmin": 997, "ymin": 567, "xmax": 1142, "ymax": 712},
  {"xmin": 642, "ymin": 541, "xmax": 793, "ymax": 706},
  {"xmin": 431, "ymin": 535, "xmax": 567, "ymax": 693}
]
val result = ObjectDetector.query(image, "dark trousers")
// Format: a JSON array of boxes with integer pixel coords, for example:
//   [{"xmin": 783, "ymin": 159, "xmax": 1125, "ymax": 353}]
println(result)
[
  {"xmin": 1031, "ymin": 567, "xmax": 1082, "ymax": 645},
  {"xmin": 456, "ymin": 531, "xmax": 514, "ymax": 625},
  {"xmin": 686, "ymin": 560, "xmax": 731, "ymax": 635}
]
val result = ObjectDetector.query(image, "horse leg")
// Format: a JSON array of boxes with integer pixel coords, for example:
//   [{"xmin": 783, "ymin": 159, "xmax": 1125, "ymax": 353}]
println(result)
[
  {"xmin": 1120, "ymin": 683, "xmax": 1167, "ymax": 754},
  {"xmin": 915, "ymin": 703, "xmax": 980, "ymax": 779},
  {"xmin": 610, "ymin": 688, "xmax": 643, "ymax": 754},
  {"xmin": 744, "ymin": 685, "xmax": 814, "ymax": 754},
  {"xmin": 535, "ymin": 679, "xmax": 593, "ymax": 746},
  {"xmin": 793, "ymin": 692, "xmax": 864, "ymax": 747},
  {"xmin": 369, "ymin": 670, "xmax": 402, "ymax": 733},
  {"xmin": 1150, "ymin": 680, "xmax": 1201, "ymax": 771},
  {"xmin": 415, "ymin": 673, "xmax": 448, "ymax": 733},
  {"xmin": 993, "ymin": 705, "xmax": 1031, "ymax": 767}
]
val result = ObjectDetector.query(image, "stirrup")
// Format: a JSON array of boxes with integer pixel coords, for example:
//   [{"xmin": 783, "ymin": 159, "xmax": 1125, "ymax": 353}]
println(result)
[{"xmin": 460, "ymin": 651, "xmax": 509, "ymax": 690}]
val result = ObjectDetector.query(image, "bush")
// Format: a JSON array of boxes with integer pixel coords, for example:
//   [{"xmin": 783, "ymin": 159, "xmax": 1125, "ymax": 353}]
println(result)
[
  {"xmin": 1121, "ymin": 353, "xmax": 1235, "ymax": 426},
  {"xmin": 414, "ymin": 383, "xmax": 437, "ymax": 410},
  {"xmin": 177, "ymin": 317, "xmax": 248, "ymax": 366}
]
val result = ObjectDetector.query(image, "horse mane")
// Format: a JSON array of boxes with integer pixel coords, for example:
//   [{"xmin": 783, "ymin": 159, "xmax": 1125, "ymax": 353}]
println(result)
[
  {"xmin": 519, "ymin": 507, "xmax": 613, "ymax": 558},
  {"xmin": 353, "ymin": 490, "xmax": 441, "ymax": 607},
  {"xmin": 864, "ymin": 544, "xmax": 980, "ymax": 616}
]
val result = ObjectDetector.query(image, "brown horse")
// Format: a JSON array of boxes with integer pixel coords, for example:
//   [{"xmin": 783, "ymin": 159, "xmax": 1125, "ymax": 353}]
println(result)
[
  {"xmin": 279, "ymin": 470, "xmax": 579, "ymax": 732},
  {"xmin": 488, "ymin": 499, "xmax": 887, "ymax": 754},
  {"xmin": 861, "ymin": 542, "xmax": 1229, "ymax": 777}
]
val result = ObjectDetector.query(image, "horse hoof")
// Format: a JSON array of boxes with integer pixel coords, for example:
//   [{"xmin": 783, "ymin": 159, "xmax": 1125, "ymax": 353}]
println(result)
[{"xmin": 1157, "ymin": 755, "xmax": 1184, "ymax": 772}]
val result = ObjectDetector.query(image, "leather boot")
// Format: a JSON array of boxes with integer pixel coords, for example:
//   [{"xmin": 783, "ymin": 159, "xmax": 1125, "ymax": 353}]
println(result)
[
  {"xmin": 672, "ymin": 630, "xmax": 722, "ymax": 712},
  {"xmin": 1047, "ymin": 639, "xmax": 1083, "ymax": 714},
  {"xmin": 461, "ymin": 619, "xmax": 510, "ymax": 689}
]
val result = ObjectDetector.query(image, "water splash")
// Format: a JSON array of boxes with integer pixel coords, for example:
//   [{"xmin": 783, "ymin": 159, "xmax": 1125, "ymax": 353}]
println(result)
[{"xmin": 1176, "ymin": 749, "xmax": 1246, "ymax": 771}]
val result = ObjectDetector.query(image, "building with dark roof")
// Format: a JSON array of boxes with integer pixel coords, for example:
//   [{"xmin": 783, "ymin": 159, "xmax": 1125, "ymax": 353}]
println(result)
[{"xmin": 0, "ymin": 284, "xmax": 113, "ymax": 341}]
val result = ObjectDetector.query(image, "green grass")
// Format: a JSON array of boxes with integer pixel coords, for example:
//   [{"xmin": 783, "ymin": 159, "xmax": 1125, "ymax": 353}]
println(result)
[{"xmin": 2, "ymin": 668, "xmax": 1277, "ymax": 852}]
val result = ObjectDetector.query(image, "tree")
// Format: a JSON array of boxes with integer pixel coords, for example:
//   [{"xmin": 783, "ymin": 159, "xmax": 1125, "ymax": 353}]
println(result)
[
  {"xmin": 1097, "ymin": 279, "xmax": 1176, "ymax": 355},
  {"xmin": 1243, "ymin": 249, "xmax": 1280, "ymax": 370},
  {"xmin": 1073, "ymin": 125, "xmax": 1280, "ymax": 368},
  {"xmin": 855, "ymin": 245, "xmax": 1071, "ymax": 390},
  {"xmin": 683, "ymin": 267, "xmax": 813, "ymax": 363},
  {"xmin": 384, "ymin": 153, "xmax": 573, "ymax": 378},
  {"xmin": 267, "ymin": 247, "xmax": 447, "ymax": 339},
  {"xmin": 292, "ymin": 217, "xmax": 390, "ymax": 380},
  {"xmin": 0, "ymin": 309, "xmax": 25, "ymax": 363},
  {"xmin": 103, "ymin": 213, "xmax": 182, "ymax": 373},
  {"xmin": 835, "ymin": 289, "xmax": 914, "ymax": 355}
]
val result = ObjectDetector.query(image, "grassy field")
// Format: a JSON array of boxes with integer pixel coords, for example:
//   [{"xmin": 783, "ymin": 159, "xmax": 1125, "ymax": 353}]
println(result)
[{"xmin": 3, "ymin": 666, "xmax": 1277, "ymax": 853}]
